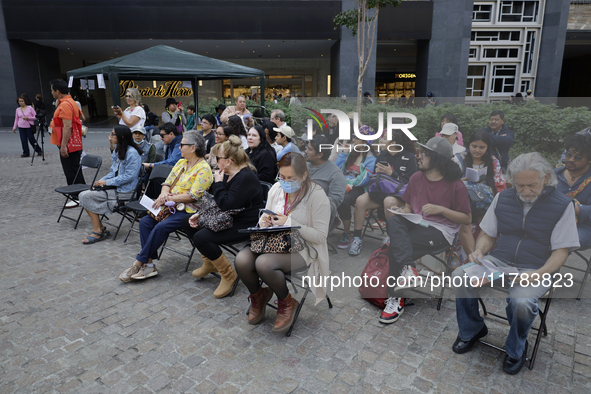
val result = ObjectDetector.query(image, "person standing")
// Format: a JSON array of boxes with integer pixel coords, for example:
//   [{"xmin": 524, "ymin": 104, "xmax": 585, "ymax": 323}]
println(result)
[
  {"xmin": 50, "ymin": 79, "xmax": 85, "ymax": 186},
  {"xmin": 161, "ymin": 98, "xmax": 187, "ymax": 135},
  {"xmin": 13, "ymin": 96, "xmax": 42, "ymax": 157},
  {"xmin": 478, "ymin": 110, "xmax": 514, "ymax": 172},
  {"xmin": 113, "ymin": 88, "xmax": 145, "ymax": 130}
]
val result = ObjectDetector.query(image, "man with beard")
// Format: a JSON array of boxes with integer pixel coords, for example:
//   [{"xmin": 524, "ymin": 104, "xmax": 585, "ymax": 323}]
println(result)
[
  {"xmin": 555, "ymin": 134, "xmax": 591, "ymax": 248},
  {"xmin": 451, "ymin": 152, "xmax": 578, "ymax": 375},
  {"xmin": 380, "ymin": 137, "xmax": 471, "ymax": 324}
]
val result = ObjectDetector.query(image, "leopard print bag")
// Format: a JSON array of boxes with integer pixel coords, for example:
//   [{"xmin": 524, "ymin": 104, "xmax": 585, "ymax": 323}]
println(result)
[{"xmin": 250, "ymin": 229, "xmax": 306, "ymax": 254}]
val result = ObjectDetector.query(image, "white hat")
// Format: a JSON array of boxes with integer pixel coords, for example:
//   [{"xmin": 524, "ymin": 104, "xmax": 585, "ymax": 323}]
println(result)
[
  {"xmin": 274, "ymin": 125, "xmax": 296, "ymax": 139},
  {"xmin": 439, "ymin": 123, "xmax": 459, "ymax": 136}
]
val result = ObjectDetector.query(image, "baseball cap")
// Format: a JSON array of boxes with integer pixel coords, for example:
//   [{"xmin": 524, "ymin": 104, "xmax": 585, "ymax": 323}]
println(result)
[
  {"xmin": 439, "ymin": 123, "xmax": 459, "ymax": 136},
  {"xmin": 274, "ymin": 125, "xmax": 296, "ymax": 139},
  {"xmin": 131, "ymin": 126, "xmax": 147, "ymax": 135},
  {"xmin": 417, "ymin": 136, "xmax": 453, "ymax": 159}
]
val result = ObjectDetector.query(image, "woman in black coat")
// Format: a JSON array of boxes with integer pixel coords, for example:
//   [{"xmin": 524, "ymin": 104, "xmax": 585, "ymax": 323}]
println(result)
[{"xmin": 246, "ymin": 125, "xmax": 277, "ymax": 185}]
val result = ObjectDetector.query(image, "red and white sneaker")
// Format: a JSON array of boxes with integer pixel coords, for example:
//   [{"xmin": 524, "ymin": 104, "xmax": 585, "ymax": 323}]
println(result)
[
  {"xmin": 371, "ymin": 219, "xmax": 386, "ymax": 230},
  {"xmin": 395, "ymin": 264, "xmax": 423, "ymax": 290},
  {"xmin": 379, "ymin": 297, "xmax": 404, "ymax": 324}
]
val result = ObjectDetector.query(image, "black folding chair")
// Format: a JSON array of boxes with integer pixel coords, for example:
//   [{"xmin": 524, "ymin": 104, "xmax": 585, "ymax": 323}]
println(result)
[
  {"xmin": 395, "ymin": 233, "xmax": 461, "ymax": 311},
  {"xmin": 100, "ymin": 167, "xmax": 146, "ymax": 241},
  {"xmin": 361, "ymin": 209, "xmax": 387, "ymax": 241},
  {"xmin": 55, "ymin": 155, "xmax": 102, "ymax": 228},
  {"xmin": 122, "ymin": 165, "xmax": 173, "ymax": 243},
  {"xmin": 477, "ymin": 285, "xmax": 554, "ymax": 370},
  {"xmin": 562, "ymin": 247, "xmax": 591, "ymax": 300}
]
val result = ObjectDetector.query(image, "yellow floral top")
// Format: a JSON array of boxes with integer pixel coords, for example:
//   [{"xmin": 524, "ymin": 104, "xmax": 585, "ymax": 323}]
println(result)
[{"xmin": 162, "ymin": 158, "xmax": 213, "ymax": 213}]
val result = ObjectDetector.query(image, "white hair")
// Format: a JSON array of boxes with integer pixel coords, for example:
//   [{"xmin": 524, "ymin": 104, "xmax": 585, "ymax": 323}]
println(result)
[{"xmin": 506, "ymin": 152, "xmax": 557, "ymax": 187}]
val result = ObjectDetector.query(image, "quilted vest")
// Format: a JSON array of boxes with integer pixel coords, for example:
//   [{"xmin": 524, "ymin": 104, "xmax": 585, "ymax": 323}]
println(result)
[{"xmin": 491, "ymin": 186, "xmax": 572, "ymax": 269}]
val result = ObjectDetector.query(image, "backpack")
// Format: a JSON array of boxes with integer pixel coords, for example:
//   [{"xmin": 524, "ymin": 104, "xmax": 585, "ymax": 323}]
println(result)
[
  {"xmin": 456, "ymin": 153, "xmax": 495, "ymax": 213},
  {"xmin": 358, "ymin": 243, "xmax": 390, "ymax": 308},
  {"xmin": 368, "ymin": 173, "xmax": 407, "ymax": 196}
]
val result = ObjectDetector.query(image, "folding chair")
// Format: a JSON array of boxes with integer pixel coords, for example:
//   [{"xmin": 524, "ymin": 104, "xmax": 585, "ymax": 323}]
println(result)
[
  {"xmin": 158, "ymin": 228, "xmax": 197, "ymax": 272},
  {"xmin": 361, "ymin": 208, "xmax": 387, "ymax": 241},
  {"xmin": 155, "ymin": 153, "xmax": 164, "ymax": 162},
  {"xmin": 100, "ymin": 167, "xmax": 146, "ymax": 241},
  {"xmin": 250, "ymin": 266, "xmax": 333, "ymax": 337},
  {"xmin": 476, "ymin": 285, "xmax": 555, "ymax": 370},
  {"xmin": 395, "ymin": 233, "xmax": 461, "ymax": 311},
  {"xmin": 562, "ymin": 247, "xmax": 591, "ymax": 300},
  {"xmin": 122, "ymin": 164, "xmax": 173, "ymax": 243},
  {"xmin": 55, "ymin": 154, "xmax": 102, "ymax": 228}
]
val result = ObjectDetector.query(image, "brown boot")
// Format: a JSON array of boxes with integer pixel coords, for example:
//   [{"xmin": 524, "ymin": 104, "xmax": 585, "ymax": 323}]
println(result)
[
  {"xmin": 192, "ymin": 254, "xmax": 218, "ymax": 278},
  {"xmin": 248, "ymin": 287, "xmax": 274, "ymax": 325},
  {"xmin": 210, "ymin": 253, "xmax": 238, "ymax": 299},
  {"xmin": 272, "ymin": 293, "xmax": 299, "ymax": 333}
]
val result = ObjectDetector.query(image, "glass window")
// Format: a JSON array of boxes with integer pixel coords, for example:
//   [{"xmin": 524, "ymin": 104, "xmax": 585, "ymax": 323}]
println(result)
[
  {"xmin": 491, "ymin": 65, "xmax": 517, "ymax": 93},
  {"xmin": 472, "ymin": 31, "xmax": 521, "ymax": 42},
  {"xmin": 473, "ymin": 4, "xmax": 493, "ymax": 22},
  {"xmin": 523, "ymin": 31, "xmax": 536, "ymax": 74},
  {"xmin": 499, "ymin": 1, "xmax": 539, "ymax": 23},
  {"xmin": 466, "ymin": 65, "xmax": 487, "ymax": 97},
  {"xmin": 520, "ymin": 80, "xmax": 531, "ymax": 93},
  {"xmin": 483, "ymin": 48, "xmax": 519, "ymax": 58},
  {"xmin": 469, "ymin": 48, "xmax": 478, "ymax": 58}
]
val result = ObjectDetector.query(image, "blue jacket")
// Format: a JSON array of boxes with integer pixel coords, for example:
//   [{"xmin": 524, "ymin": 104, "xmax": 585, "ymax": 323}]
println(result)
[
  {"xmin": 491, "ymin": 186, "xmax": 572, "ymax": 270},
  {"xmin": 102, "ymin": 146, "xmax": 142, "ymax": 193},
  {"xmin": 153, "ymin": 134, "xmax": 182, "ymax": 167},
  {"xmin": 555, "ymin": 166, "xmax": 591, "ymax": 226},
  {"xmin": 478, "ymin": 124, "xmax": 514, "ymax": 169},
  {"xmin": 335, "ymin": 151, "xmax": 376, "ymax": 189}
]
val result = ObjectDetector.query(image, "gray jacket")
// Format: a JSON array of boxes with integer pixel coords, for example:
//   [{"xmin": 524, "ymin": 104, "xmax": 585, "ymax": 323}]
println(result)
[{"xmin": 308, "ymin": 160, "xmax": 347, "ymax": 219}]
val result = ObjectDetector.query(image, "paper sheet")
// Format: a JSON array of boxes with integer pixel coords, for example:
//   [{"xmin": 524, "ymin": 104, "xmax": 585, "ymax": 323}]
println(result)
[
  {"xmin": 140, "ymin": 195, "xmax": 160, "ymax": 216},
  {"xmin": 387, "ymin": 209, "xmax": 429, "ymax": 227}
]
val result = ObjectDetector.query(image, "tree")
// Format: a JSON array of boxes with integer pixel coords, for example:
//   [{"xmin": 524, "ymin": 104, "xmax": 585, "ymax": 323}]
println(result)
[{"xmin": 333, "ymin": 0, "xmax": 401, "ymax": 115}]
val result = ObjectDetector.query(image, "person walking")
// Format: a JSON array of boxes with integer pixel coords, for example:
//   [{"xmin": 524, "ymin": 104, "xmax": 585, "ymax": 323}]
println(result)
[{"xmin": 13, "ymin": 95, "xmax": 42, "ymax": 157}]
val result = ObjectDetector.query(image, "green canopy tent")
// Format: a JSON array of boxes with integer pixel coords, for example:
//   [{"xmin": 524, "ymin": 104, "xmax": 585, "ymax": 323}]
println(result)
[{"xmin": 66, "ymin": 44, "xmax": 265, "ymax": 110}]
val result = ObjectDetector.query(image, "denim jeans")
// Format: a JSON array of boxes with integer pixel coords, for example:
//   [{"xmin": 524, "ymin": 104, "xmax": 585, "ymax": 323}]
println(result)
[
  {"xmin": 452, "ymin": 255, "xmax": 550, "ymax": 359},
  {"xmin": 136, "ymin": 209, "xmax": 186, "ymax": 263}
]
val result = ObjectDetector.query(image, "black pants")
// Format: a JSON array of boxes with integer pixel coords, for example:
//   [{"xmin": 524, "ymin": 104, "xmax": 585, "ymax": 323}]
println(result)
[
  {"xmin": 181, "ymin": 214, "xmax": 251, "ymax": 260},
  {"xmin": 60, "ymin": 149, "xmax": 85, "ymax": 185},
  {"xmin": 336, "ymin": 186, "xmax": 365, "ymax": 221},
  {"xmin": 386, "ymin": 215, "xmax": 448, "ymax": 297}
]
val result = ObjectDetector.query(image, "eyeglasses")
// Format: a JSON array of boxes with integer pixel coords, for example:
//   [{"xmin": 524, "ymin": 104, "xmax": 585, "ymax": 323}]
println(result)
[
  {"xmin": 201, "ymin": 121, "xmax": 210, "ymax": 126},
  {"xmin": 215, "ymin": 132, "xmax": 225, "ymax": 137},
  {"xmin": 216, "ymin": 156, "xmax": 228, "ymax": 161},
  {"xmin": 418, "ymin": 150, "xmax": 427, "ymax": 157},
  {"xmin": 160, "ymin": 133, "xmax": 167, "ymax": 138},
  {"xmin": 180, "ymin": 143, "xmax": 193, "ymax": 148},
  {"xmin": 566, "ymin": 151, "xmax": 584, "ymax": 161},
  {"xmin": 125, "ymin": 95, "xmax": 132, "ymax": 98}
]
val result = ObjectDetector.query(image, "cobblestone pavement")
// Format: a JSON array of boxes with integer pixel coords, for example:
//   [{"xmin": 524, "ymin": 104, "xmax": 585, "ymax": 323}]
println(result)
[{"xmin": 2, "ymin": 147, "xmax": 591, "ymax": 393}]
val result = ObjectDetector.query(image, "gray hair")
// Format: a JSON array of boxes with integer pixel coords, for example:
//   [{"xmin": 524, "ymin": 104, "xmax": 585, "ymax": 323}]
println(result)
[
  {"xmin": 506, "ymin": 152, "xmax": 557, "ymax": 187},
  {"xmin": 183, "ymin": 130, "xmax": 206, "ymax": 158},
  {"xmin": 126, "ymin": 87, "xmax": 142, "ymax": 106},
  {"xmin": 271, "ymin": 109, "xmax": 285, "ymax": 122}
]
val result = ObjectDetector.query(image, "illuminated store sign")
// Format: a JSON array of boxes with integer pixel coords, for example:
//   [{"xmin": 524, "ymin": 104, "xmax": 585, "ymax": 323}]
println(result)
[
  {"xmin": 395, "ymin": 74, "xmax": 416, "ymax": 79},
  {"xmin": 119, "ymin": 80, "xmax": 193, "ymax": 98}
]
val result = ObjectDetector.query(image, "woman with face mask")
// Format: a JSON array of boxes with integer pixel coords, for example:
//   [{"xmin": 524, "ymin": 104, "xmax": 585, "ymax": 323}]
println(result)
[{"xmin": 234, "ymin": 152, "xmax": 331, "ymax": 334}]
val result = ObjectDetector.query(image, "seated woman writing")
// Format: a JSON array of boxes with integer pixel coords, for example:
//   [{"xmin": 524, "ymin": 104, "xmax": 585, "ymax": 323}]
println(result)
[
  {"xmin": 119, "ymin": 131, "xmax": 213, "ymax": 282},
  {"xmin": 79, "ymin": 125, "xmax": 142, "ymax": 244},
  {"xmin": 235, "ymin": 152, "xmax": 331, "ymax": 334},
  {"xmin": 182, "ymin": 135, "xmax": 264, "ymax": 298}
]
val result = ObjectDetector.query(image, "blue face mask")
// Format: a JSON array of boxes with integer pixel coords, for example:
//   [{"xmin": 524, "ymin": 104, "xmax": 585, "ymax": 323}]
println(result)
[{"xmin": 278, "ymin": 178, "xmax": 301, "ymax": 193}]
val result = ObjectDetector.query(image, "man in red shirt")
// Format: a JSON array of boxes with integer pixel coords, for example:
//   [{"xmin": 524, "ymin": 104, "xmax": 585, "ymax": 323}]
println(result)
[
  {"xmin": 50, "ymin": 79, "xmax": 85, "ymax": 186},
  {"xmin": 380, "ymin": 137, "xmax": 471, "ymax": 324}
]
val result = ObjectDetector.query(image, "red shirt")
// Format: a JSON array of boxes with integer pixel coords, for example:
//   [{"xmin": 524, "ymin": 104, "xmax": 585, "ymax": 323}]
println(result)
[{"xmin": 402, "ymin": 171, "xmax": 471, "ymax": 243}]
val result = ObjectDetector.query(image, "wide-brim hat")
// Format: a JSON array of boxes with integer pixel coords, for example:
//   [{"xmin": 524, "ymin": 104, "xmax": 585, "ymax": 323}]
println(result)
[
  {"xmin": 165, "ymin": 97, "xmax": 178, "ymax": 108},
  {"xmin": 215, "ymin": 103, "xmax": 226, "ymax": 111}
]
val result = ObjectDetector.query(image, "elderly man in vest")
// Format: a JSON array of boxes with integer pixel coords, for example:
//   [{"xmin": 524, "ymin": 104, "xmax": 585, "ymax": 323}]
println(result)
[{"xmin": 451, "ymin": 152, "xmax": 579, "ymax": 375}]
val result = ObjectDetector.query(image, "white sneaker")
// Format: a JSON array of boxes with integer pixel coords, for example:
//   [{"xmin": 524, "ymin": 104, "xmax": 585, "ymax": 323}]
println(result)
[
  {"xmin": 379, "ymin": 297, "xmax": 405, "ymax": 324},
  {"xmin": 395, "ymin": 264, "xmax": 423, "ymax": 290},
  {"xmin": 131, "ymin": 264, "xmax": 159, "ymax": 280},
  {"xmin": 382, "ymin": 236, "xmax": 390, "ymax": 245},
  {"xmin": 65, "ymin": 201, "xmax": 79, "ymax": 209}
]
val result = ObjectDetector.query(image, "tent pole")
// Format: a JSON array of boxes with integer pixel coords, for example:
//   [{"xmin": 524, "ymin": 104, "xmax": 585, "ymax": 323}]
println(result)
[
  {"xmin": 109, "ymin": 73, "xmax": 121, "ymax": 108},
  {"xmin": 260, "ymin": 76, "xmax": 265, "ymax": 108},
  {"xmin": 193, "ymin": 78, "xmax": 199, "ymax": 116}
]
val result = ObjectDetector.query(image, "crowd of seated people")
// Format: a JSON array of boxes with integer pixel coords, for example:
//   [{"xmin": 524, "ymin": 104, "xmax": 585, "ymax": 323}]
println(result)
[{"xmin": 64, "ymin": 101, "xmax": 591, "ymax": 376}]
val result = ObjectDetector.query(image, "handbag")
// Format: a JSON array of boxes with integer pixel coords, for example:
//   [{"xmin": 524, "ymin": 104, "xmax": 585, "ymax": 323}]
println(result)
[
  {"xmin": 250, "ymin": 228, "xmax": 307, "ymax": 254},
  {"xmin": 197, "ymin": 192, "xmax": 245, "ymax": 232},
  {"xmin": 368, "ymin": 173, "xmax": 407, "ymax": 196},
  {"xmin": 148, "ymin": 167, "xmax": 184, "ymax": 222}
]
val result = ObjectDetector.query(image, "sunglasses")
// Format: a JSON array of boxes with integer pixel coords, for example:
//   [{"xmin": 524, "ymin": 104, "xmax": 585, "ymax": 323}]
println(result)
[
  {"xmin": 216, "ymin": 156, "xmax": 228, "ymax": 161},
  {"xmin": 160, "ymin": 133, "xmax": 167, "ymax": 138},
  {"xmin": 125, "ymin": 95, "xmax": 132, "ymax": 98},
  {"xmin": 180, "ymin": 143, "xmax": 193, "ymax": 148}
]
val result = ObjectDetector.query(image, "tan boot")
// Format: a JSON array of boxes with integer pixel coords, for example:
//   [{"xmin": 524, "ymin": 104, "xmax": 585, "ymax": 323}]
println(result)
[
  {"xmin": 192, "ymin": 254, "xmax": 218, "ymax": 278},
  {"xmin": 272, "ymin": 293, "xmax": 299, "ymax": 334},
  {"xmin": 211, "ymin": 253, "xmax": 238, "ymax": 299},
  {"xmin": 248, "ymin": 287, "xmax": 274, "ymax": 325}
]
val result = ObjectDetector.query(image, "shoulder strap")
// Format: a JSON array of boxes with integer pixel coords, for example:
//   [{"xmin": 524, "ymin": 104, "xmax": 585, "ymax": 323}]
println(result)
[
  {"xmin": 567, "ymin": 176, "xmax": 591, "ymax": 199},
  {"xmin": 455, "ymin": 153, "xmax": 466, "ymax": 175}
]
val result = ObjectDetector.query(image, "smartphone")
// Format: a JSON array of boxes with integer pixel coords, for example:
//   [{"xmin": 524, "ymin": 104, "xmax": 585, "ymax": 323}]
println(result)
[
  {"xmin": 260, "ymin": 209, "xmax": 277, "ymax": 216},
  {"xmin": 379, "ymin": 161, "xmax": 389, "ymax": 166}
]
